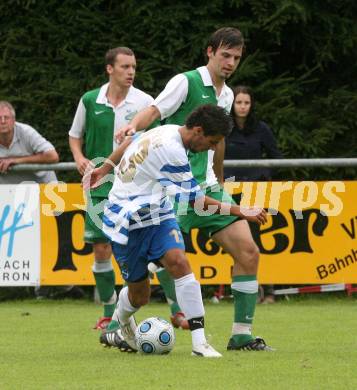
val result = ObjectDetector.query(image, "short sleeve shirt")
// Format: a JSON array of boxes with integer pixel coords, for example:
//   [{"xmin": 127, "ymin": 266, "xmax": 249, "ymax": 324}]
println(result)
[
  {"xmin": 152, "ymin": 66, "xmax": 234, "ymax": 187},
  {"xmin": 69, "ymin": 83, "xmax": 154, "ymax": 151},
  {"xmin": 154, "ymin": 66, "xmax": 234, "ymax": 119},
  {"xmin": 103, "ymin": 125, "xmax": 204, "ymax": 244},
  {"xmin": 0, "ymin": 122, "xmax": 57, "ymax": 184}
]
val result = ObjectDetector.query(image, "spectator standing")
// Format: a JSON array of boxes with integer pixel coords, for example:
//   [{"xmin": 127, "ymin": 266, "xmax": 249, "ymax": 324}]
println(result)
[
  {"xmin": 225, "ymin": 85, "xmax": 282, "ymax": 180},
  {"xmin": 225, "ymin": 86, "xmax": 282, "ymax": 303}
]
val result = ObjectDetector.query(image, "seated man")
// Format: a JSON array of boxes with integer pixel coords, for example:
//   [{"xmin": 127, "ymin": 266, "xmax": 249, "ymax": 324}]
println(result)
[
  {"xmin": 85, "ymin": 104, "xmax": 267, "ymax": 357},
  {"xmin": 0, "ymin": 100, "xmax": 60, "ymax": 299},
  {"xmin": 0, "ymin": 100, "xmax": 58, "ymax": 183}
]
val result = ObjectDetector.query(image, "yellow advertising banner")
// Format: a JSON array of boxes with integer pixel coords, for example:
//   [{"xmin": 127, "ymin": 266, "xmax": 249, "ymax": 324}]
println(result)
[
  {"xmin": 40, "ymin": 183, "xmax": 123, "ymax": 285},
  {"xmin": 39, "ymin": 181, "xmax": 357, "ymax": 285}
]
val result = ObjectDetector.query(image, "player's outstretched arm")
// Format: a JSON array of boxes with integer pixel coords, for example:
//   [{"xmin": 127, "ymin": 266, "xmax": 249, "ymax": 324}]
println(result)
[
  {"xmin": 213, "ymin": 138, "xmax": 226, "ymax": 185},
  {"xmin": 82, "ymin": 137, "xmax": 132, "ymax": 190},
  {"xmin": 191, "ymin": 195, "xmax": 268, "ymax": 225},
  {"xmin": 115, "ymin": 106, "xmax": 161, "ymax": 143}
]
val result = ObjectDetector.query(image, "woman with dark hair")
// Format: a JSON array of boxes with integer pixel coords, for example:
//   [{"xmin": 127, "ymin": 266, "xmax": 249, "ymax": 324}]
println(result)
[
  {"xmin": 225, "ymin": 86, "xmax": 282, "ymax": 304},
  {"xmin": 224, "ymin": 85, "xmax": 282, "ymax": 181}
]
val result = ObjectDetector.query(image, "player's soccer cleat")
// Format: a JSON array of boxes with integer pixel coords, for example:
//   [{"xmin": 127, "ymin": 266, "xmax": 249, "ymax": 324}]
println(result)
[
  {"xmin": 227, "ymin": 336, "xmax": 275, "ymax": 351},
  {"xmin": 192, "ymin": 343, "xmax": 222, "ymax": 358},
  {"xmin": 99, "ymin": 329, "xmax": 136, "ymax": 352},
  {"xmin": 93, "ymin": 316, "xmax": 112, "ymax": 331},
  {"xmin": 170, "ymin": 312, "xmax": 189, "ymax": 330},
  {"xmin": 120, "ymin": 316, "xmax": 138, "ymax": 352}
]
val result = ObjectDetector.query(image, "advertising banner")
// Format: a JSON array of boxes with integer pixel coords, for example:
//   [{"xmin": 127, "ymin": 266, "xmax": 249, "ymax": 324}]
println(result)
[
  {"xmin": 39, "ymin": 183, "xmax": 120, "ymax": 285},
  {"xmin": 187, "ymin": 181, "xmax": 357, "ymax": 284},
  {"xmin": 38, "ymin": 181, "xmax": 357, "ymax": 285},
  {"xmin": 0, "ymin": 184, "xmax": 41, "ymax": 286}
]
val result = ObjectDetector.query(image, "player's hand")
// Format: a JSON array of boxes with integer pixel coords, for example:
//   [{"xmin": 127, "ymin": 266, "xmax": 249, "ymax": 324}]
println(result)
[
  {"xmin": 75, "ymin": 156, "xmax": 91, "ymax": 176},
  {"xmin": 114, "ymin": 124, "xmax": 136, "ymax": 144},
  {"xmin": 239, "ymin": 206, "xmax": 268, "ymax": 225},
  {"xmin": 82, "ymin": 165, "xmax": 106, "ymax": 190}
]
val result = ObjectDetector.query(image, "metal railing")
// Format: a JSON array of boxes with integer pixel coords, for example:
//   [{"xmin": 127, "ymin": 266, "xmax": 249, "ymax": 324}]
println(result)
[
  {"xmin": 224, "ymin": 158, "xmax": 357, "ymax": 168},
  {"xmin": 7, "ymin": 158, "xmax": 357, "ymax": 172},
  {"xmin": 9, "ymin": 162, "xmax": 77, "ymax": 172}
]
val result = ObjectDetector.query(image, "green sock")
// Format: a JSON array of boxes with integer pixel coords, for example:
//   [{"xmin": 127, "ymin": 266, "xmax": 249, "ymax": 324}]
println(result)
[
  {"xmin": 156, "ymin": 268, "xmax": 181, "ymax": 315},
  {"xmin": 231, "ymin": 275, "xmax": 258, "ymax": 345},
  {"xmin": 231, "ymin": 333, "xmax": 253, "ymax": 346},
  {"xmin": 103, "ymin": 303, "xmax": 116, "ymax": 318},
  {"xmin": 106, "ymin": 320, "xmax": 120, "ymax": 331},
  {"xmin": 93, "ymin": 269, "xmax": 116, "ymax": 318}
]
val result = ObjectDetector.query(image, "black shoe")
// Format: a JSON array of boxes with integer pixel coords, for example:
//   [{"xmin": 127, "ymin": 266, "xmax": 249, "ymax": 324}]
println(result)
[
  {"xmin": 227, "ymin": 336, "xmax": 275, "ymax": 351},
  {"xmin": 99, "ymin": 329, "xmax": 137, "ymax": 352}
]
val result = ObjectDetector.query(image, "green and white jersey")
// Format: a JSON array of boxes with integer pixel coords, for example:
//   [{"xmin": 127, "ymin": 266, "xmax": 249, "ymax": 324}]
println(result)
[
  {"xmin": 154, "ymin": 66, "xmax": 233, "ymax": 189},
  {"xmin": 69, "ymin": 83, "xmax": 153, "ymax": 196}
]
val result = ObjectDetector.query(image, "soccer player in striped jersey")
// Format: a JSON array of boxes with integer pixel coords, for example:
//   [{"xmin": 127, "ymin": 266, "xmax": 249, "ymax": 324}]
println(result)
[{"xmin": 85, "ymin": 104, "xmax": 267, "ymax": 357}]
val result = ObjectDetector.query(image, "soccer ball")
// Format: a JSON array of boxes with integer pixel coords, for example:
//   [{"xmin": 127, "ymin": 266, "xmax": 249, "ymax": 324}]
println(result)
[{"xmin": 135, "ymin": 317, "xmax": 175, "ymax": 354}]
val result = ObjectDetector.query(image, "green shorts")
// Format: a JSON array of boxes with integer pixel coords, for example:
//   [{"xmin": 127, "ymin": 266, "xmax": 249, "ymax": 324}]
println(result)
[
  {"xmin": 84, "ymin": 196, "xmax": 110, "ymax": 244},
  {"xmin": 176, "ymin": 185, "xmax": 240, "ymax": 237}
]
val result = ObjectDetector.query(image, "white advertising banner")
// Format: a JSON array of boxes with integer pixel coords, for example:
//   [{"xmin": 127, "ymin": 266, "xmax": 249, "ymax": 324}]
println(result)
[{"xmin": 0, "ymin": 184, "xmax": 41, "ymax": 286}]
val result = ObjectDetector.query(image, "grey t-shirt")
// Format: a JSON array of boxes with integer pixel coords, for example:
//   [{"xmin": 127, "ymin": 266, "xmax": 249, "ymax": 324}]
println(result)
[{"xmin": 0, "ymin": 122, "xmax": 57, "ymax": 184}]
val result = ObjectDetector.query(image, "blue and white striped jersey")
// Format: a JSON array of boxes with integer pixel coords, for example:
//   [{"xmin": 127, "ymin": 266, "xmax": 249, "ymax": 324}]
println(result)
[{"xmin": 103, "ymin": 125, "xmax": 204, "ymax": 244}]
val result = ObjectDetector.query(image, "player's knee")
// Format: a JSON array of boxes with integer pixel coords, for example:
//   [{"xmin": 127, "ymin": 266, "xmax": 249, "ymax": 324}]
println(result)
[
  {"xmin": 130, "ymin": 290, "xmax": 150, "ymax": 307},
  {"xmin": 252, "ymin": 243, "xmax": 260, "ymax": 260},
  {"xmin": 135, "ymin": 295, "xmax": 150, "ymax": 307},
  {"xmin": 237, "ymin": 242, "xmax": 260, "ymax": 271},
  {"xmin": 246, "ymin": 243, "xmax": 260, "ymax": 266},
  {"xmin": 165, "ymin": 252, "xmax": 191, "ymax": 278},
  {"xmin": 93, "ymin": 242, "xmax": 112, "ymax": 259}
]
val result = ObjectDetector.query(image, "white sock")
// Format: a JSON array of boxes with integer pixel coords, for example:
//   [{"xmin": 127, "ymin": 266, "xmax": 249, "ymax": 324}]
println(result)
[
  {"xmin": 232, "ymin": 322, "xmax": 252, "ymax": 335},
  {"xmin": 175, "ymin": 273, "xmax": 206, "ymax": 346},
  {"xmin": 174, "ymin": 273, "xmax": 205, "ymax": 320},
  {"xmin": 92, "ymin": 259, "xmax": 113, "ymax": 272},
  {"xmin": 191, "ymin": 328, "xmax": 207, "ymax": 346},
  {"xmin": 116, "ymin": 286, "xmax": 138, "ymax": 325},
  {"xmin": 111, "ymin": 307, "xmax": 120, "ymax": 323}
]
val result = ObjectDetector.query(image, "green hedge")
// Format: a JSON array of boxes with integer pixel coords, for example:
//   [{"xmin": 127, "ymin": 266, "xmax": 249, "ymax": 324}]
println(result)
[{"xmin": 1, "ymin": 0, "xmax": 356, "ymax": 180}]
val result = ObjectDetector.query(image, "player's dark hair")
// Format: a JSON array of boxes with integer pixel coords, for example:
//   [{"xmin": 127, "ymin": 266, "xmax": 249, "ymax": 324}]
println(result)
[
  {"xmin": 231, "ymin": 85, "xmax": 258, "ymax": 134},
  {"xmin": 105, "ymin": 47, "xmax": 135, "ymax": 66},
  {"xmin": 186, "ymin": 104, "xmax": 233, "ymax": 137},
  {"xmin": 207, "ymin": 27, "xmax": 244, "ymax": 53}
]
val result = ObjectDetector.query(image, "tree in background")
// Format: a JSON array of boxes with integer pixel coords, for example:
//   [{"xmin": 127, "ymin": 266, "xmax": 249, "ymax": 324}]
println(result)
[{"xmin": 0, "ymin": 0, "xmax": 356, "ymax": 180}]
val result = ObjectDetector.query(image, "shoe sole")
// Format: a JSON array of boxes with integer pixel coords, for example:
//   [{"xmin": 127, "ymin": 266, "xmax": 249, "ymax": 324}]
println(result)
[
  {"xmin": 191, "ymin": 351, "xmax": 222, "ymax": 358},
  {"xmin": 227, "ymin": 345, "xmax": 276, "ymax": 351},
  {"xmin": 100, "ymin": 339, "xmax": 137, "ymax": 353}
]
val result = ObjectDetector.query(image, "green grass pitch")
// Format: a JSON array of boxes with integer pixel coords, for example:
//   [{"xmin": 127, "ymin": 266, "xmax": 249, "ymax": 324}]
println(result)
[{"xmin": 1, "ymin": 295, "xmax": 356, "ymax": 389}]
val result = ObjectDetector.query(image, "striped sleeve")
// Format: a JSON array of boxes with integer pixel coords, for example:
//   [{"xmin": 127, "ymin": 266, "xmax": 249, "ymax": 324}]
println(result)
[{"xmin": 158, "ymin": 162, "xmax": 204, "ymax": 202}]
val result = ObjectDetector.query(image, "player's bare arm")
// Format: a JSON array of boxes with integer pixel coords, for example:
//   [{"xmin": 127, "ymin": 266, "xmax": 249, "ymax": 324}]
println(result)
[
  {"xmin": 191, "ymin": 195, "xmax": 267, "ymax": 225},
  {"xmin": 115, "ymin": 105, "xmax": 161, "ymax": 143},
  {"xmin": 83, "ymin": 136, "xmax": 132, "ymax": 190},
  {"xmin": 69, "ymin": 136, "xmax": 91, "ymax": 175},
  {"xmin": 213, "ymin": 138, "xmax": 226, "ymax": 185}
]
